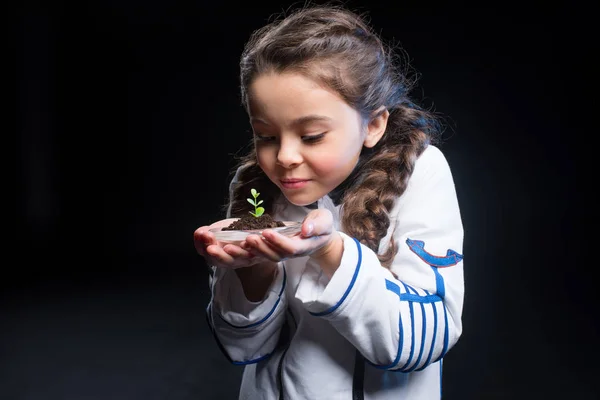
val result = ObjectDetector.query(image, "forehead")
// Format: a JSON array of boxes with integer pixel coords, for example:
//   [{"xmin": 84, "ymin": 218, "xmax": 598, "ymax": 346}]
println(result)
[{"xmin": 247, "ymin": 72, "xmax": 350, "ymax": 123}]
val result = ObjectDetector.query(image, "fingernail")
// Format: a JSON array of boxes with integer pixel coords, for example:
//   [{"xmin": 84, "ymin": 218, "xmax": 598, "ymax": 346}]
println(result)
[{"xmin": 305, "ymin": 223, "xmax": 314, "ymax": 236}]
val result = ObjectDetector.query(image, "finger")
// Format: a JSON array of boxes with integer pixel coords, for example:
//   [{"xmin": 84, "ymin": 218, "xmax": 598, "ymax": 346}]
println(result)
[
  {"xmin": 302, "ymin": 209, "xmax": 334, "ymax": 238},
  {"xmin": 223, "ymin": 243, "xmax": 255, "ymax": 259},
  {"xmin": 260, "ymin": 230, "xmax": 298, "ymax": 256},
  {"xmin": 204, "ymin": 244, "xmax": 263, "ymax": 269},
  {"xmin": 193, "ymin": 228, "xmax": 213, "ymax": 255},
  {"xmin": 262, "ymin": 228, "xmax": 329, "ymax": 258},
  {"xmin": 245, "ymin": 235, "xmax": 286, "ymax": 262},
  {"xmin": 193, "ymin": 229, "xmax": 216, "ymax": 261},
  {"xmin": 200, "ymin": 230, "xmax": 219, "ymax": 245},
  {"xmin": 205, "ymin": 244, "xmax": 236, "ymax": 265}
]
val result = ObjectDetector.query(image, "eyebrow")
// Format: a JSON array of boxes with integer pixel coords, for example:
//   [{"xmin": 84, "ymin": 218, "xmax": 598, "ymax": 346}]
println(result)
[{"xmin": 251, "ymin": 115, "xmax": 333, "ymax": 128}]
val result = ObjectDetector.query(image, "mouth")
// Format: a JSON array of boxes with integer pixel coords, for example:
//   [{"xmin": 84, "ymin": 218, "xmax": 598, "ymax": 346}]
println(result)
[
  {"xmin": 280, "ymin": 178, "xmax": 309, "ymax": 183},
  {"xmin": 280, "ymin": 179, "xmax": 310, "ymax": 189}
]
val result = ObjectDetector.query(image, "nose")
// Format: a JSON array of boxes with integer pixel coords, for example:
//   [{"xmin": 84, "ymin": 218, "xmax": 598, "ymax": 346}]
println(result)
[{"xmin": 276, "ymin": 140, "xmax": 302, "ymax": 168}]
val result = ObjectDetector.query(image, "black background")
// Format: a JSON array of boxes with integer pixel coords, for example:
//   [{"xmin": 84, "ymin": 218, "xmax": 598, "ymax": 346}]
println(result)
[{"xmin": 10, "ymin": 0, "xmax": 595, "ymax": 399}]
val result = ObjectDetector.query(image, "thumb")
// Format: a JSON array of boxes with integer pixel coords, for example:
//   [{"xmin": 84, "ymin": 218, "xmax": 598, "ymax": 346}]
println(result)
[
  {"xmin": 193, "ymin": 228, "xmax": 213, "ymax": 254},
  {"xmin": 301, "ymin": 209, "xmax": 333, "ymax": 238}
]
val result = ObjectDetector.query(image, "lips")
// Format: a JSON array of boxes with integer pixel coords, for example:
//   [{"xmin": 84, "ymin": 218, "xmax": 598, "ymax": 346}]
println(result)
[
  {"xmin": 280, "ymin": 178, "xmax": 309, "ymax": 183},
  {"xmin": 280, "ymin": 178, "xmax": 310, "ymax": 189}
]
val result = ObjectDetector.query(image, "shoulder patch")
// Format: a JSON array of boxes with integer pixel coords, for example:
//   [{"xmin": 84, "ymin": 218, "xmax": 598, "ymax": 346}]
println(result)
[{"xmin": 406, "ymin": 238, "xmax": 463, "ymax": 268}]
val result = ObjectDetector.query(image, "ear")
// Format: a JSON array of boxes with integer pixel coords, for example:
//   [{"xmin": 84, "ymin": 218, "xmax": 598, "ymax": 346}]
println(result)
[{"xmin": 363, "ymin": 107, "xmax": 389, "ymax": 148}]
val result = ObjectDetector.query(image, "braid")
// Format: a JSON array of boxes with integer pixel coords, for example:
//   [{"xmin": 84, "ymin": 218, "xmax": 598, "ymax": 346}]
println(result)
[
  {"xmin": 340, "ymin": 103, "xmax": 437, "ymax": 267},
  {"xmin": 231, "ymin": 4, "xmax": 444, "ymax": 270}
]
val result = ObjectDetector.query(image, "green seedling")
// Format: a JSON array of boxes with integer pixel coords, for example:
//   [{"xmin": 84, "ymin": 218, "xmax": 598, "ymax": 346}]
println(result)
[{"xmin": 247, "ymin": 188, "xmax": 264, "ymax": 217}]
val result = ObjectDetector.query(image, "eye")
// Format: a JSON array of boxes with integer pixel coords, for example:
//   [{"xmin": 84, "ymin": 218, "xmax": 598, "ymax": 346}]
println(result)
[
  {"xmin": 254, "ymin": 134, "xmax": 277, "ymax": 143},
  {"xmin": 302, "ymin": 133, "xmax": 326, "ymax": 143}
]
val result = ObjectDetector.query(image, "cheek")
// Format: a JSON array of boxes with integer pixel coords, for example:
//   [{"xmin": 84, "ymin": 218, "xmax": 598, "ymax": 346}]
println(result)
[
  {"xmin": 256, "ymin": 148, "xmax": 274, "ymax": 172},
  {"xmin": 309, "ymin": 153, "xmax": 348, "ymax": 175}
]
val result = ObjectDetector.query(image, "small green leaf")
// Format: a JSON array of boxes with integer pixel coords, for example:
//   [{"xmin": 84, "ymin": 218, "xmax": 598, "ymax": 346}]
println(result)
[{"xmin": 248, "ymin": 188, "xmax": 265, "ymax": 218}]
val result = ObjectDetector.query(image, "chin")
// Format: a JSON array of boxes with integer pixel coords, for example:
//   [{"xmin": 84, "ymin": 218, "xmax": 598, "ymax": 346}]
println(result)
[
  {"xmin": 286, "ymin": 198, "xmax": 315, "ymax": 207},
  {"xmin": 281, "ymin": 193, "xmax": 318, "ymax": 207}
]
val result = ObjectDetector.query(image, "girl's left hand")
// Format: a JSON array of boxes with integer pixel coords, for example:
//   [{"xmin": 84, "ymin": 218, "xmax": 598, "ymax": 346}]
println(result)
[{"xmin": 241, "ymin": 209, "xmax": 338, "ymax": 262}]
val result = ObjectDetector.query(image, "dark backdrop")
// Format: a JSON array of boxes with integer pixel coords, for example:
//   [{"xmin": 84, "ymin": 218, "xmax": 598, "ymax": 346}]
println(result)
[{"xmin": 10, "ymin": 1, "xmax": 594, "ymax": 399}]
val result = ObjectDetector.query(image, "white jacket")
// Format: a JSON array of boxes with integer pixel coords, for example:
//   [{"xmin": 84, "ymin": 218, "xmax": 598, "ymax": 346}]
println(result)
[{"xmin": 207, "ymin": 145, "xmax": 464, "ymax": 399}]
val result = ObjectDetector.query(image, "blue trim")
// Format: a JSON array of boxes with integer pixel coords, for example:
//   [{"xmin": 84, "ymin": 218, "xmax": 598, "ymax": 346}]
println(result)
[
  {"xmin": 405, "ymin": 237, "xmax": 462, "ymax": 299},
  {"xmin": 217, "ymin": 266, "xmax": 287, "ymax": 329},
  {"xmin": 231, "ymin": 352, "xmax": 273, "ymax": 365},
  {"xmin": 206, "ymin": 302, "xmax": 275, "ymax": 365},
  {"xmin": 432, "ymin": 267, "xmax": 446, "ymax": 298},
  {"xmin": 385, "ymin": 279, "xmax": 400, "ymax": 296},
  {"xmin": 397, "ymin": 282, "xmax": 415, "ymax": 371},
  {"xmin": 366, "ymin": 280, "xmax": 403, "ymax": 370},
  {"xmin": 386, "ymin": 279, "xmax": 442, "ymax": 304},
  {"xmin": 405, "ymin": 237, "xmax": 453, "ymax": 363},
  {"xmin": 385, "ymin": 279, "xmax": 443, "ymax": 372},
  {"xmin": 434, "ymin": 303, "xmax": 449, "ymax": 363},
  {"xmin": 406, "ymin": 238, "xmax": 463, "ymax": 267},
  {"xmin": 310, "ymin": 237, "xmax": 362, "ymax": 317},
  {"xmin": 416, "ymin": 291, "xmax": 438, "ymax": 372},
  {"xmin": 366, "ymin": 308, "xmax": 405, "ymax": 371},
  {"xmin": 400, "ymin": 293, "xmax": 443, "ymax": 303},
  {"xmin": 402, "ymin": 284, "xmax": 426, "ymax": 372},
  {"xmin": 206, "ymin": 302, "xmax": 234, "ymax": 364},
  {"xmin": 366, "ymin": 311, "xmax": 404, "ymax": 370},
  {"xmin": 377, "ymin": 237, "xmax": 458, "ymax": 372}
]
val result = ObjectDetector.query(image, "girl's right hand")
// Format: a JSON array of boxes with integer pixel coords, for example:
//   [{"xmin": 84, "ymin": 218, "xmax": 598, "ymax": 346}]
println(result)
[{"xmin": 193, "ymin": 218, "xmax": 261, "ymax": 269}]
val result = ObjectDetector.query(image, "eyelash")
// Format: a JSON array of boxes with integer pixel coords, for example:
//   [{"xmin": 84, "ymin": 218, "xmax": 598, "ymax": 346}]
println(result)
[
  {"xmin": 254, "ymin": 133, "xmax": 326, "ymax": 144},
  {"xmin": 303, "ymin": 133, "xmax": 325, "ymax": 143}
]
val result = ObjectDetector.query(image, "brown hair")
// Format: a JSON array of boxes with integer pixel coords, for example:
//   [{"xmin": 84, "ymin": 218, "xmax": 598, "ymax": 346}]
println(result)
[{"xmin": 227, "ymin": 4, "xmax": 442, "ymax": 268}]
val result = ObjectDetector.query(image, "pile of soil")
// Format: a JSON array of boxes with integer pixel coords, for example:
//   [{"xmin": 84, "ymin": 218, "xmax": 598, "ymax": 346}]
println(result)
[{"xmin": 222, "ymin": 214, "xmax": 286, "ymax": 231}]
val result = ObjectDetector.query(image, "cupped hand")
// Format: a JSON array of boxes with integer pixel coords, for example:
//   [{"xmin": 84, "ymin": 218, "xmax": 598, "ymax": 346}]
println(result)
[
  {"xmin": 193, "ymin": 218, "xmax": 264, "ymax": 269},
  {"xmin": 242, "ymin": 209, "xmax": 339, "ymax": 262}
]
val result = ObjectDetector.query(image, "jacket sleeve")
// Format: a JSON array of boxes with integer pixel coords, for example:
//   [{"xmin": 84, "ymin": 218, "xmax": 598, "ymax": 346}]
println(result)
[
  {"xmin": 206, "ymin": 167, "xmax": 288, "ymax": 364},
  {"xmin": 295, "ymin": 145, "xmax": 464, "ymax": 371}
]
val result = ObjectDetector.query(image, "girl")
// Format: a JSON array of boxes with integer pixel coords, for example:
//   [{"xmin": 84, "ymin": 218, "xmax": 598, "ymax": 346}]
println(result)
[{"xmin": 194, "ymin": 4, "xmax": 464, "ymax": 399}]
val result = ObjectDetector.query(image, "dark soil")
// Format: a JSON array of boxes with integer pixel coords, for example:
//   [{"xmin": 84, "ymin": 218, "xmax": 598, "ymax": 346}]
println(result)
[{"xmin": 222, "ymin": 214, "xmax": 286, "ymax": 231}]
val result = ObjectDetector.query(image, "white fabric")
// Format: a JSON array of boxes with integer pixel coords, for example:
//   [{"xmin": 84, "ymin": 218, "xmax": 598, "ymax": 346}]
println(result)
[{"xmin": 207, "ymin": 145, "xmax": 464, "ymax": 399}]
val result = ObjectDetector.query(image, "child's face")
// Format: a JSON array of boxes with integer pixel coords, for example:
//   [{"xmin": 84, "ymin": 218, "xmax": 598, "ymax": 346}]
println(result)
[{"xmin": 247, "ymin": 71, "xmax": 368, "ymax": 206}]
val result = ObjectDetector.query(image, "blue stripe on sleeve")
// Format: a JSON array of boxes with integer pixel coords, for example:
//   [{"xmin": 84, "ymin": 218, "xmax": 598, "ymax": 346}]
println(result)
[
  {"xmin": 218, "ymin": 266, "xmax": 287, "ymax": 329},
  {"xmin": 231, "ymin": 352, "xmax": 273, "ymax": 365},
  {"xmin": 400, "ymin": 293, "xmax": 443, "ymax": 303},
  {"xmin": 385, "ymin": 279, "xmax": 442, "ymax": 304},
  {"xmin": 385, "ymin": 279, "xmax": 400, "ymax": 296},
  {"xmin": 310, "ymin": 238, "xmax": 362, "ymax": 317},
  {"xmin": 402, "ymin": 284, "xmax": 426, "ymax": 372},
  {"xmin": 385, "ymin": 279, "xmax": 444, "ymax": 372},
  {"xmin": 416, "ymin": 290, "xmax": 438, "ymax": 372},
  {"xmin": 366, "ymin": 280, "xmax": 404, "ymax": 370},
  {"xmin": 432, "ymin": 267, "xmax": 445, "ymax": 299},
  {"xmin": 397, "ymin": 282, "xmax": 415, "ymax": 370},
  {"xmin": 367, "ymin": 311, "xmax": 405, "ymax": 370},
  {"xmin": 206, "ymin": 302, "xmax": 275, "ymax": 365},
  {"xmin": 433, "ymin": 302, "xmax": 449, "ymax": 362}
]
